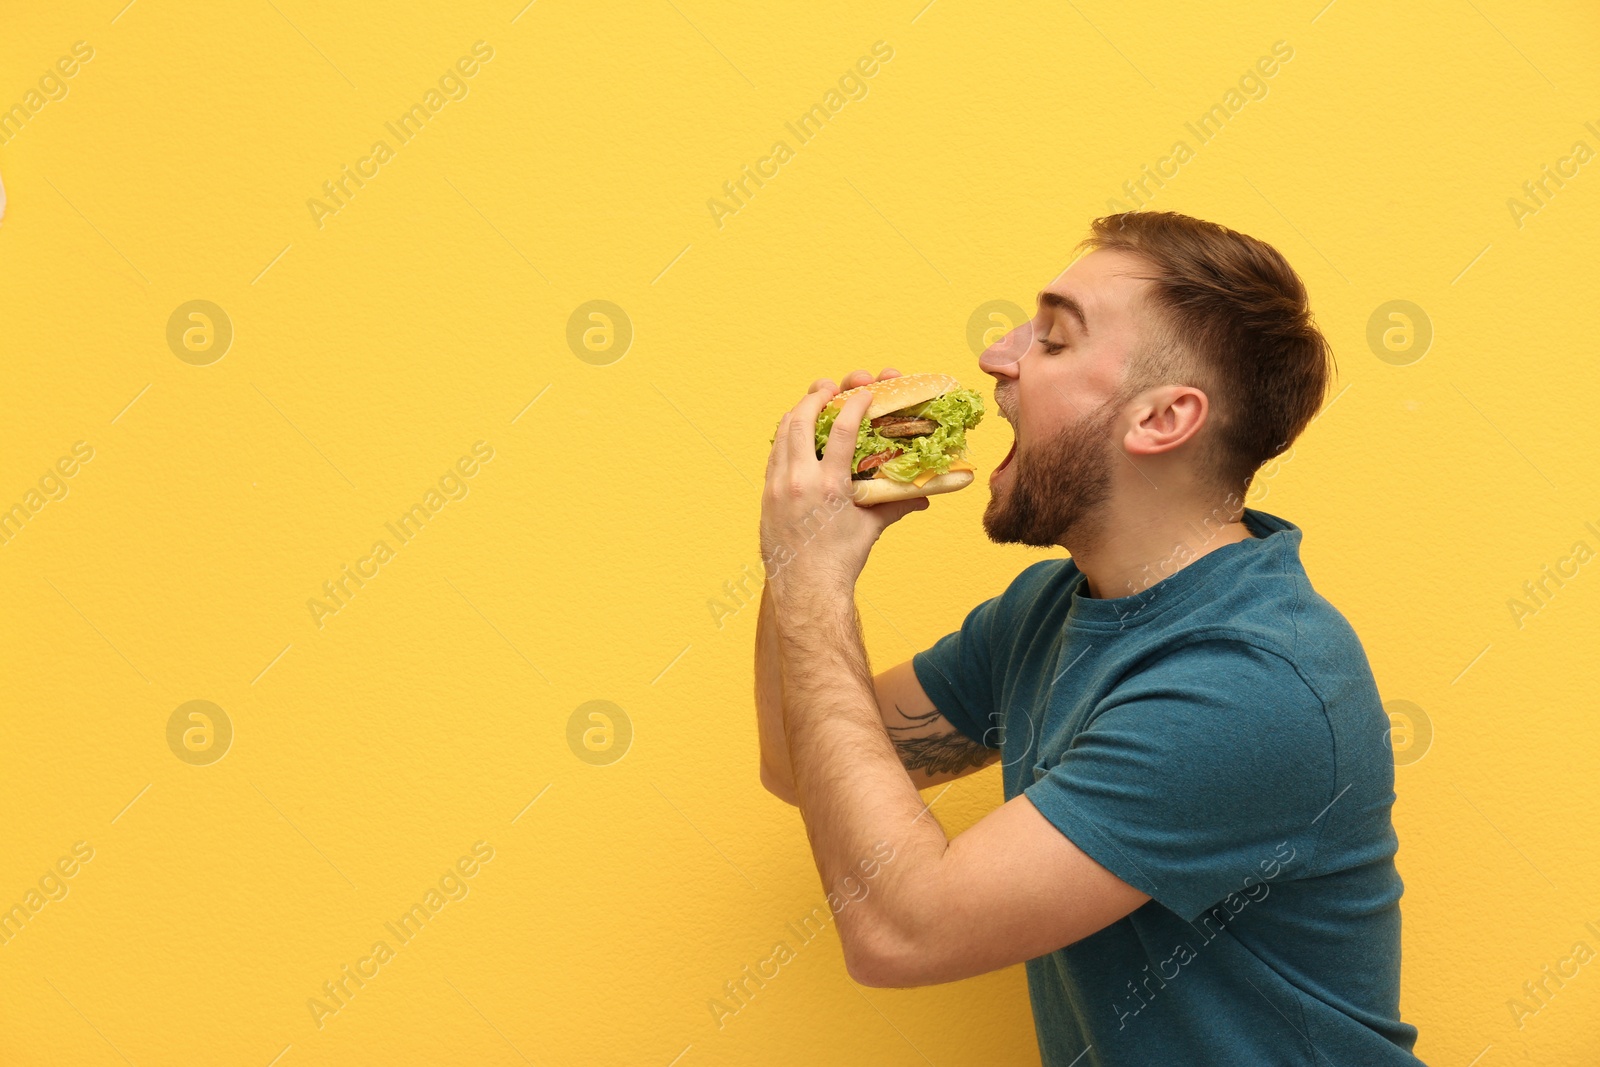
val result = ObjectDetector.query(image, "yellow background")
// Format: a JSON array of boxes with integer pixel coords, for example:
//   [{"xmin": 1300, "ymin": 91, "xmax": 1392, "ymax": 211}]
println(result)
[{"xmin": 2, "ymin": 1, "xmax": 1598, "ymax": 1064}]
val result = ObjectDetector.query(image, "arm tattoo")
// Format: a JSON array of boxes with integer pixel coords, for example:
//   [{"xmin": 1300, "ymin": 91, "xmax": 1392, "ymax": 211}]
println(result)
[{"xmin": 887, "ymin": 705, "xmax": 995, "ymax": 777}]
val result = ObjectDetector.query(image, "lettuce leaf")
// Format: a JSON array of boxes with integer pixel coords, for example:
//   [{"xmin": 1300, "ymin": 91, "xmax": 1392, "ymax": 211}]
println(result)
[{"xmin": 814, "ymin": 385, "xmax": 985, "ymax": 482}]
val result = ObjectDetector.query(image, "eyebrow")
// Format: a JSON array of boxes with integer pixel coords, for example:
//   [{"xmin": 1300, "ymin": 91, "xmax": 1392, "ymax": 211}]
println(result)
[{"xmin": 1037, "ymin": 290, "xmax": 1089, "ymax": 335}]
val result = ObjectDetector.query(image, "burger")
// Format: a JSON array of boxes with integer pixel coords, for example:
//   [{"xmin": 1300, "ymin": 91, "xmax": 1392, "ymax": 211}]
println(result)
[{"xmin": 815, "ymin": 373, "xmax": 985, "ymax": 504}]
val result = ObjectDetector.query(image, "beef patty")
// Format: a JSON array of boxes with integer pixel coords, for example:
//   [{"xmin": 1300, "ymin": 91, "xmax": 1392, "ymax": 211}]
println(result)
[{"xmin": 870, "ymin": 415, "xmax": 938, "ymax": 438}]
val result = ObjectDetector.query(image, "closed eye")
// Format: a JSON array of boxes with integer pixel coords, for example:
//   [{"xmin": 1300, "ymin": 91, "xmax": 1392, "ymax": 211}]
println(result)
[{"xmin": 1037, "ymin": 337, "xmax": 1067, "ymax": 354}]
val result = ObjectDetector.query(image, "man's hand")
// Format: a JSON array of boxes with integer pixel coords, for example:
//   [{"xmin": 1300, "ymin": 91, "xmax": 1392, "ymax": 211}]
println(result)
[{"xmin": 760, "ymin": 369, "xmax": 928, "ymax": 600}]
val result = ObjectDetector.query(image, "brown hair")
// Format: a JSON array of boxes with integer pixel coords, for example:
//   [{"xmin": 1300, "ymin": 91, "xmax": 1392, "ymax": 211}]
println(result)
[{"xmin": 1078, "ymin": 211, "xmax": 1335, "ymax": 496}]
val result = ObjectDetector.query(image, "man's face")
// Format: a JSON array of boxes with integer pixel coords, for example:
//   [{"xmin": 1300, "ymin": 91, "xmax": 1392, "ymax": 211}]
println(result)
[{"xmin": 979, "ymin": 248, "xmax": 1153, "ymax": 548}]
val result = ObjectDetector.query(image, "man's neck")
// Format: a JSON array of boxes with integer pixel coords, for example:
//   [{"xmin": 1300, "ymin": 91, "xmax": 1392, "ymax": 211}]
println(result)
[{"xmin": 1066, "ymin": 500, "xmax": 1254, "ymax": 600}]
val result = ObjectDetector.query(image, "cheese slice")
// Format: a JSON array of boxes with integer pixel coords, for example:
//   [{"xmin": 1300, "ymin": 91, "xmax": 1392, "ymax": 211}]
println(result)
[{"xmin": 912, "ymin": 457, "xmax": 975, "ymax": 487}]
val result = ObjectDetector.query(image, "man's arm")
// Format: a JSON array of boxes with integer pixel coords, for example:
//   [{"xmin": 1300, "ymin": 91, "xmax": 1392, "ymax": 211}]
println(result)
[
  {"xmin": 756, "ymin": 584, "xmax": 798, "ymax": 799},
  {"xmin": 758, "ymin": 378, "xmax": 1146, "ymax": 989},
  {"xmin": 776, "ymin": 593, "xmax": 1149, "ymax": 988},
  {"xmin": 756, "ymin": 363, "xmax": 996, "ymax": 803},
  {"xmin": 757, "ymin": 587, "xmax": 999, "ymax": 804},
  {"xmin": 876, "ymin": 659, "xmax": 1002, "ymax": 788}
]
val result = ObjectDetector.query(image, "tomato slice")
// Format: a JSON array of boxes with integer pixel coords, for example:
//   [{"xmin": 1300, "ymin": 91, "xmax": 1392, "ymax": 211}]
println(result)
[{"xmin": 856, "ymin": 448, "xmax": 904, "ymax": 473}]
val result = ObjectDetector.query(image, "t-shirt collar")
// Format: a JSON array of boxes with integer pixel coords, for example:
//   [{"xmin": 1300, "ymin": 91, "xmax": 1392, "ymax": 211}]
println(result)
[{"xmin": 1063, "ymin": 508, "xmax": 1300, "ymax": 630}]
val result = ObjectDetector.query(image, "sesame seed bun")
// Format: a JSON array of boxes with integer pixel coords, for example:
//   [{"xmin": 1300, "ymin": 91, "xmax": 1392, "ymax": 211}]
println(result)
[{"xmin": 825, "ymin": 373, "xmax": 961, "ymax": 421}]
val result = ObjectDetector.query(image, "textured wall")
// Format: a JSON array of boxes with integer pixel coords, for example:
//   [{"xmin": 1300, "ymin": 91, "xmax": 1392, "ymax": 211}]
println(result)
[{"xmin": 2, "ymin": 2, "xmax": 1597, "ymax": 1065}]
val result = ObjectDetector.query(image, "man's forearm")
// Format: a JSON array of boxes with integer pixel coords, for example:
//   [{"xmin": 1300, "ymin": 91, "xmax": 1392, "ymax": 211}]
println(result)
[
  {"xmin": 755, "ymin": 583, "xmax": 795, "ymax": 794},
  {"xmin": 775, "ymin": 591, "xmax": 950, "ymax": 973}
]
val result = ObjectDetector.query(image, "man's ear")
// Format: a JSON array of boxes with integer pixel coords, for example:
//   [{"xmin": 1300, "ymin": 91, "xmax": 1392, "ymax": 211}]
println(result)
[{"xmin": 1122, "ymin": 385, "xmax": 1209, "ymax": 457}]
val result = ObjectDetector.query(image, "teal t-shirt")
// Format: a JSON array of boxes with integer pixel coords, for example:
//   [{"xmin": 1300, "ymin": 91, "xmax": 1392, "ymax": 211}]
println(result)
[{"xmin": 911, "ymin": 509, "xmax": 1424, "ymax": 1066}]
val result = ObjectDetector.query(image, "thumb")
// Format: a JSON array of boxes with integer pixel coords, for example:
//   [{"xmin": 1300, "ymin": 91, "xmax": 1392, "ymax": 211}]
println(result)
[{"xmin": 867, "ymin": 495, "xmax": 932, "ymax": 528}]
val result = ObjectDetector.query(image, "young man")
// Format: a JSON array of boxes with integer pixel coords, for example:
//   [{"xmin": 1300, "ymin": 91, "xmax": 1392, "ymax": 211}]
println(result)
[{"xmin": 755, "ymin": 211, "xmax": 1424, "ymax": 1065}]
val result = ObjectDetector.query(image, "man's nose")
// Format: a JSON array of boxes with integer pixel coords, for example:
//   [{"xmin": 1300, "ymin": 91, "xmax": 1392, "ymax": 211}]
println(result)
[{"xmin": 978, "ymin": 320, "xmax": 1031, "ymax": 379}]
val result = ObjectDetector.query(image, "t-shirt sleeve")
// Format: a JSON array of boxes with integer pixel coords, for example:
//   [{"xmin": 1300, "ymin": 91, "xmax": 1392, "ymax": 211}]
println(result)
[
  {"xmin": 911, "ymin": 594, "xmax": 1004, "ymax": 750},
  {"xmin": 1023, "ymin": 639, "xmax": 1336, "ymax": 922}
]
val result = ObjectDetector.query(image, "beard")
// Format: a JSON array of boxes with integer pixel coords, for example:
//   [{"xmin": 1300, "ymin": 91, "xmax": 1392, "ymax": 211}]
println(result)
[{"xmin": 982, "ymin": 395, "xmax": 1122, "ymax": 548}]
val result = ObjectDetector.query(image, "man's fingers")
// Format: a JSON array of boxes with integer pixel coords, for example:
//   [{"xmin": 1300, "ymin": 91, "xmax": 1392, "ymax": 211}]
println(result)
[
  {"xmin": 769, "ymin": 411, "xmax": 794, "ymax": 481},
  {"xmin": 823, "ymin": 389, "xmax": 874, "ymax": 476},
  {"xmin": 813, "ymin": 368, "xmax": 898, "ymax": 395},
  {"xmin": 863, "ymin": 495, "xmax": 930, "ymax": 524},
  {"xmin": 786, "ymin": 386, "xmax": 838, "ymax": 467}
]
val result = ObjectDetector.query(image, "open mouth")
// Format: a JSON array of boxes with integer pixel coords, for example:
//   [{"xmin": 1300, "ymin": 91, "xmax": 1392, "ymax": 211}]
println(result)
[
  {"xmin": 991, "ymin": 396, "xmax": 1017, "ymax": 479},
  {"xmin": 993, "ymin": 437, "xmax": 1017, "ymax": 477}
]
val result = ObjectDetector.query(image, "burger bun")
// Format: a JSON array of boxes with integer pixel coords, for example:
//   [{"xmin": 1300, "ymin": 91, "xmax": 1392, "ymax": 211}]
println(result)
[
  {"xmin": 851, "ymin": 469, "xmax": 974, "ymax": 505},
  {"xmin": 825, "ymin": 373, "xmax": 960, "ymax": 421}
]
